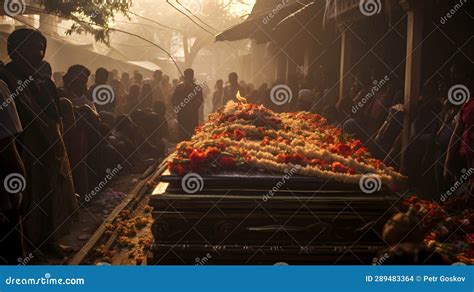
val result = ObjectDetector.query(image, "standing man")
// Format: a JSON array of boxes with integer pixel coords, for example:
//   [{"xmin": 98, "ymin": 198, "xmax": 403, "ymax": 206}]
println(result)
[
  {"xmin": 223, "ymin": 72, "xmax": 243, "ymax": 105},
  {"xmin": 4, "ymin": 28, "xmax": 77, "ymax": 254},
  {"xmin": 172, "ymin": 69, "xmax": 203, "ymax": 141},
  {"xmin": 152, "ymin": 70, "xmax": 164, "ymax": 103},
  {"xmin": 88, "ymin": 67, "xmax": 115, "ymax": 113}
]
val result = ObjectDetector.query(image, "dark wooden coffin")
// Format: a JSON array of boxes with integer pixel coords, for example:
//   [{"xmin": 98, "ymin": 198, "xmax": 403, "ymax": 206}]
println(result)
[{"xmin": 147, "ymin": 170, "xmax": 400, "ymax": 265}]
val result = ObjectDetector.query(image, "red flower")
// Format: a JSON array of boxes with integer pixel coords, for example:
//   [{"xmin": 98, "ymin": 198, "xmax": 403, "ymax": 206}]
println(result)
[
  {"xmin": 332, "ymin": 161, "xmax": 348, "ymax": 173},
  {"xmin": 337, "ymin": 144, "xmax": 352, "ymax": 157},
  {"xmin": 169, "ymin": 163, "xmax": 187, "ymax": 176},
  {"xmin": 219, "ymin": 156, "xmax": 236, "ymax": 168},
  {"xmin": 205, "ymin": 147, "xmax": 221, "ymax": 159},
  {"xmin": 466, "ymin": 234, "xmax": 474, "ymax": 244},
  {"xmin": 233, "ymin": 129, "xmax": 245, "ymax": 140}
]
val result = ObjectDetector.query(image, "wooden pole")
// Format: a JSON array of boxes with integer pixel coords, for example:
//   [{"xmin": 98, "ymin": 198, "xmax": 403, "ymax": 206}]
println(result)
[
  {"xmin": 400, "ymin": 0, "xmax": 424, "ymax": 172},
  {"xmin": 339, "ymin": 25, "xmax": 352, "ymax": 100}
]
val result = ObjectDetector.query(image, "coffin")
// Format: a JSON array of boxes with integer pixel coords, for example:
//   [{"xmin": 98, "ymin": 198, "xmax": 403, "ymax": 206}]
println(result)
[{"xmin": 147, "ymin": 167, "xmax": 400, "ymax": 265}]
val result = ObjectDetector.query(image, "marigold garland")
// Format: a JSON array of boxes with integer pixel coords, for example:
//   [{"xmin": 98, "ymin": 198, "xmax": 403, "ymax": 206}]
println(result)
[{"xmin": 169, "ymin": 101, "xmax": 406, "ymax": 186}]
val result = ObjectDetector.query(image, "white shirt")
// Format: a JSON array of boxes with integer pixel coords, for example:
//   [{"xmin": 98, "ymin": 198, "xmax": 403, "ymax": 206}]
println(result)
[{"xmin": 0, "ymin": 79, "xmax": 22, "ymax": 140}]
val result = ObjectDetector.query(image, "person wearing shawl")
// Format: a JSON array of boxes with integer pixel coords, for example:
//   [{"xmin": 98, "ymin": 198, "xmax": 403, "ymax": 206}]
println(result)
[{"xmin": 1, "ymin": 28, "xmax": 77, "ymax": 255}]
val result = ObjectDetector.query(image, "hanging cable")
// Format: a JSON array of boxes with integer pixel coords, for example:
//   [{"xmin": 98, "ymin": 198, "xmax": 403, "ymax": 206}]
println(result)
[
  {"xmin": 18, "ymin": 5, "xmax": 184, "ymax": 76},
  {"xmin": 125, "ymin": 10, "xmax": 181, "ymax": 32},
  {"xmin": 175, "ymin": 0, "xmax": 219, "ymax": 32},
  {"xmin": 165, "ymin": 0, "xmax": 215, "ymax": 36}
]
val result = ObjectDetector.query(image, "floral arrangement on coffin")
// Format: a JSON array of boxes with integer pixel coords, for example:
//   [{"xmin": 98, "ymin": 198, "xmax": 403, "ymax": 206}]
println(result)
[
  {"xmin": 403, "ymin": 196, "xmax": 474, "ymax": 264},
  {"xmin": 168, "ymin": 100, "xmax": 406, "ymax": 186}
]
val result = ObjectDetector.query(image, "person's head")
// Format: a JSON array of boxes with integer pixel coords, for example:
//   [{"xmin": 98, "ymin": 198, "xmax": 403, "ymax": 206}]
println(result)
[
  {"xmin": 110, "ymin": 79, "xmax": 124, "ymax": 96},
  {"xmin": 95, "ymin": 67, "xmax": 109, "ymax": 85},
  {"xmin": 153, "ymin": 70, "xmax": 163, "ymax": 82},
  {"xmin": 161, "ymin": 76, "xmax": 170, "ymax": 87},
  {"xmin": 128, "ymin": 84, "xmax": 140, "ymax": 99},
  {"xmin": 63, "ymin": 65, "xmax": 91, "ymax": 94},
  {"xmin": 121, "ymin": 72, "xmax": 130, "ymax": 83},
  {"xmin": 134, "ymin": 72, "xmax": 143, "ymax": 84},
  {"xmin": 183, "ymin": 68, "xmax": 194, "ymax": 83},
  {"xmin": 141, "ymin": 83, "xmax": 153, "ymax": 97},
  {"xmin": 228, "ymin": 72, "xmax": 238, "ymax": 85},
  {"xmin": 8, "ymin": 28, "xmax": 47, "ymax": 69},
  {"xmin": 53, "ymin": 72, "xmax": 64, "ymax": 86},
  {"xmin": 172, "ymin": 79, "xmax": 179, "ymax": 87},
  {"xmin": 215, "ymin": 79, "xmax": 223, "ymax": 90}
]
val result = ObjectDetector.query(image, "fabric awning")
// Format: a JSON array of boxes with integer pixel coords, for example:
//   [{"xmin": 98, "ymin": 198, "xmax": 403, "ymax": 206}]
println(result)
[
  {"xmin": 215, "ymin": 0, "xmax": 313, "ymax": 43},
  {"xmin": 127, "ymin": 61, "xmax": 162, "ymax": 72}
]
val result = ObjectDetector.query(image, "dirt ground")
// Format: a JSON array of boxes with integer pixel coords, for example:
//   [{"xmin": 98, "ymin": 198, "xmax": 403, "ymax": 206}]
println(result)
[{"xmin": 33, "ymin": 162, "xmax": 156, "ymax": 265}]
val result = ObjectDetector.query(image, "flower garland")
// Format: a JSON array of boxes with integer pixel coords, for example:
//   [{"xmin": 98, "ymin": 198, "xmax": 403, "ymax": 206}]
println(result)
[
  {"xmin": 404, "ymin": 196, "xmax": 474, "ymax": 264},
  {"xmin": 169, "ymin": 101, "xmax": 406, "ymax": 186}
]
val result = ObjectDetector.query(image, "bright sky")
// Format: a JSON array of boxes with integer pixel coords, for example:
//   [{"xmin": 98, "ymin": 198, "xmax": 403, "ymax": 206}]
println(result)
[{"xmin": 229, "ymin": 0, "xmax": 256, "ymax": 17}]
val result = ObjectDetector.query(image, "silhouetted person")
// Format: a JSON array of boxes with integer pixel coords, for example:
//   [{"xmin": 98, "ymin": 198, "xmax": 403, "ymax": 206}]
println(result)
[
  {"xmin": 61, "ymin": 65, "xmax": 96, "ymax": 198},
  {"xmin": 126, "ymin": 84, "xmax": 141, "ymax": 114},
  {"xmin": 89, "ymin": 67, "xmax": 115, "ymax": 112},
  {"xmin": 152, "ymin": 70, "xmax": 164, "ymax": 102},
  {"xmin": 223, "ymin": 72, "xmax": 243, "ymax": 104},
  {"xmin": 3, "ymin": 28, "xmax": 77, "ymax": 254},
  {"xmin": 212, "ymin": 79, "xmax": 224, "ymax": 111},
  {"xmin": 172, "ymin": 68, "xmax": 203, "ymax": 141},
  {"xmin": 121, "ymin": 72, "xmax": 130, "ymax": 92},
  {"xmin": 134, "ymin": 72, "xmax": 143, "ymax": 87},
  {"xmin": 140, "ymin": 82, "xmax": 153, "ymax": 110},
  {"xmin": 62, "ymin": 65, "xmax": 96, "ymax": 110}
]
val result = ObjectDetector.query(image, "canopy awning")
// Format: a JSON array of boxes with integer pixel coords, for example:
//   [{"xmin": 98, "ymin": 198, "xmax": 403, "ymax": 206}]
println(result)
[
  {"xmin": 215, "ymin": 0, "xmax": 313, "ymax": 43},
  {"xmin": 127, "ymin": 61, "xmax": 162, "ymax": 72}
]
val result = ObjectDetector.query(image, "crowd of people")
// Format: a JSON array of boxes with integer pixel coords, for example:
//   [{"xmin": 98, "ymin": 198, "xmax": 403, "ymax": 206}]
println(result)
[
  {"xmin": 0, "ymin": 28, "xmax": 180, "ymax": 264},
  {"xmin": 0, "ymin": 27, "xmax": 472, "ymax": 265}
]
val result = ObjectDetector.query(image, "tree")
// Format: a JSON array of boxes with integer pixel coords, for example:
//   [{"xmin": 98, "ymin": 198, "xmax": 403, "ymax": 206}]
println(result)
[
  {"xmin": 31, "ymin": 0, "xmax": 133, "ymax": 44},
  {"xmin": 133, "ymin": 0, "xmax": 249, "ymax": 68}
]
